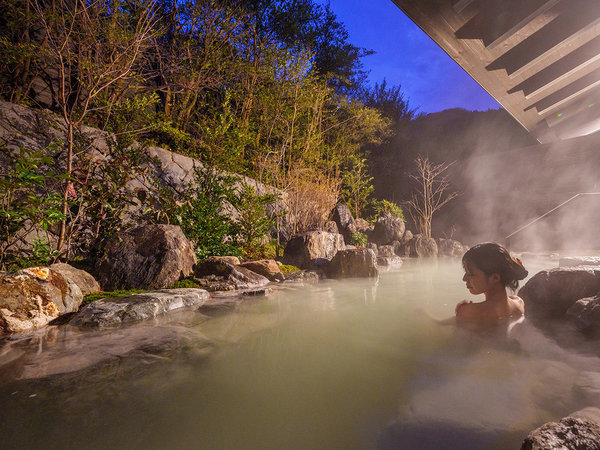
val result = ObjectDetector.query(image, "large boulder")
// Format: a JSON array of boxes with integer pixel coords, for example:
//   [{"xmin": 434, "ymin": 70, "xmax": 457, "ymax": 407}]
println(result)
[
  {"xmin": 70, "ymin": 288, "xmax": 209, "ymax": 328},
  {"xmin": 194, "ymin": 257, "xmax": 270, "ymax": 291},
  {"xmin": 239, "ymin": 259, "xmax": 284, "ymax": 282},
  {"xmin": 409, "ymin": 234, "xmax": 438, "ymax": 258},
  {"xmin": 95, "ymin": 224, "xmax": 197, "ymax": 291},
  {"xmin": 49, "ymin": 263, "xmax": 101, "ymax": 296},
  {"xmin": 393, "ymin": 230, "xmax": 414, "ymax": 258},
  {"xmin": 331, "ymin": 203, "xmax": 356, "ymax": 245},
  {"xmin": 436, "ymin": 238, "xmax": 468, "ymax": 258},
  {"xmin": 282, "ymin": 231, "xmax": 345, "ymax": 269},
  {"xmin": 518, "ymin": 267, "xmax": 600, "ymax": 320},
  {"xmin": 370, "ymin": 212, "xmax": 405, "ymax": 245},
  {"xmin": 354, "ymin": 218, "xmax": 373, "ymax": 234},
  {"xmin": 324, "ymin": 221, "xmax": 339, "ymax": 234},
  {"xmin": 0, "ymin": 267, "xmax": 83, "ymax": 333},
  {"xmin": 326, "ymin": 248, "xmax": 378, "ymax": 279},
  {"xmin": 378, "ymin": 245, "xmax": 395, "ymax": 258},
  {"xmin": 521, "ymin": 410, "xmax": 600, "ymax": 450},
  {"xmin": 566, "ymin": 293, "xmax": 600, "ymax": 331}
]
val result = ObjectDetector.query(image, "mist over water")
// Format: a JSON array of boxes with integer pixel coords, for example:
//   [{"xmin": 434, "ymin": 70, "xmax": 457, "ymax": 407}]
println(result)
[
  {"xmin": 459, "ymin": 131, "xmax": 600, "ymax": 251},
  {"xmin": 2, "ymin": 258, "xmax": 599, "ymax": 449}
]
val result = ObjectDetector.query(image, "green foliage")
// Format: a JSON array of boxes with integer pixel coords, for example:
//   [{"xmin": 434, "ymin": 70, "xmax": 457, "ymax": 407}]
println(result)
[
  {"xmin": 0, "ymin": 0, "xmax": 412, "ymax": 268},
  {"xmin": 349, "ymin": 231, "xmax": 368, "ymax": 247},
  {"xmin": 279, "ymin": 264, "xmax": 300, "ymax": 274},
  {"xmin": 359, "ymin": 79, "xmax": 415, "ymax": 125},
  {"xmin": 146, "ymin": 166, "xmax": 242, "ymax": 260},
  {"xmin": 82, "ymin": 289, "xmax": 148, "ymax": 305},
  {"xmin": 230, "ymin": 183, "xmax": 279, "ymax": 259},
  {"xmin": 0, "ymin": 146, "xmax": 65, "ymax": 270},
  {"xmin": 340, "ymin": 153, "xmax": 374, "ymax": 219},
  {"xmin": 146, "ymin": 167, "xmax": 281, "ymax": 261},
  {"xmin": 168, "ymin": 279, "xmax": 201, "ymax": 289},
  {"xmin": 374, "ymin": 199, "xmax": 404, "ymax": 221},
  {"xmin": 67, "ymin": 132, "xmax": 152, "ymax": 258}
]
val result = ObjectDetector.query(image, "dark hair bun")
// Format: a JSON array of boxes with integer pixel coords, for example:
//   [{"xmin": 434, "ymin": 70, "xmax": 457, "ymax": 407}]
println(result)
[{"xmin": 511, "ymin": 257, "xmax": 528, "ymax": 280}]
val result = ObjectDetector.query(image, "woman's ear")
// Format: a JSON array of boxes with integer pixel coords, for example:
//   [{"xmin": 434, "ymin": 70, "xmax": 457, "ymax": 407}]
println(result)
[{"xmin": 490, "ymin": 273, "xmax": 501, "ymax": 283}]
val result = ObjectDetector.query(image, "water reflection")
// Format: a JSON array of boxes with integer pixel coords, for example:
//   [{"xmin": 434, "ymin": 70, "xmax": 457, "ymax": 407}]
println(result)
[
  {"xmin": 2, "ymin": 259, "xmax": 599, "ymax": 450},
  {"xmin": 381, "ymin": 316, "xmax": 600, "ymax": 449}
]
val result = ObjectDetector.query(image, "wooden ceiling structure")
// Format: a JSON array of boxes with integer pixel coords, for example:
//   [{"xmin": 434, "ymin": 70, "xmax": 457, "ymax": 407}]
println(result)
[{"xmin": 392, "ymin": 0, "xmax": 600, "ymax": 143}]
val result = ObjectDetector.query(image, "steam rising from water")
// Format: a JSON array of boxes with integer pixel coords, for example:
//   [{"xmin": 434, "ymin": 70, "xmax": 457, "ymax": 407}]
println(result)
[{"xmin": 446, "ymin": 131, "xmax": 600, "ymax": 252}]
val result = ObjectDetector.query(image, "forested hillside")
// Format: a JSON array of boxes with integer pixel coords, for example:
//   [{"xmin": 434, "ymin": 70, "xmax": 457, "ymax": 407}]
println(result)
[{"xmin": 0, "ymin": 0, "xmax": 543, "ymax": 267}]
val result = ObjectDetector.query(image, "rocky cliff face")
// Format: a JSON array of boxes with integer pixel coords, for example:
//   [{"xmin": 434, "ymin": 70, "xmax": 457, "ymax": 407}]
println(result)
[{"xmin": 0, "ymin": 100, "xmax": 288, "ymax": 257}]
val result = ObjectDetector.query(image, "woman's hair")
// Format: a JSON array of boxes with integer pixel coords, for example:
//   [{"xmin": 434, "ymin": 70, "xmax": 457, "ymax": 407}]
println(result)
[{"xmin": 462, "ymin": 242, "xmax": 528, "ymax": 291}]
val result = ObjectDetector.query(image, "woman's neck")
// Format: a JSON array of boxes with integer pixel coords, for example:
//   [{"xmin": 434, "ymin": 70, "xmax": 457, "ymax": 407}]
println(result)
[{"xmin": 483, "ymin": 285, "xmax": 509, "ymax": 304}]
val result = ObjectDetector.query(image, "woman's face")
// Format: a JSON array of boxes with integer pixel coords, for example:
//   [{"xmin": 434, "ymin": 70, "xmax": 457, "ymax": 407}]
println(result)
[{"xmin": 462, "ymin": 263, "xmax": 496, "ymax": 295}]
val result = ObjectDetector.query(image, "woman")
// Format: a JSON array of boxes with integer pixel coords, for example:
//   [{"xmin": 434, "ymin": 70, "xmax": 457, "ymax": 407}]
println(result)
[{"xmin": 456, "ymin": 242, "xmax": 528, "ymax": 324}]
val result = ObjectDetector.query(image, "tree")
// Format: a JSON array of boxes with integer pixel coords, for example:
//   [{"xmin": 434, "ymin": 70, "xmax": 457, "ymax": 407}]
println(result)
[
  {"xmin": 31, "ymin": 0, "xmax": 158, "ymax": 256},
  {"xmin": 406, "ymin": 156, "xmax": 458, "ymax": 239},
  {"xmin": 340, "ymin": 153, "xmax": 373, "ymax": 219}
]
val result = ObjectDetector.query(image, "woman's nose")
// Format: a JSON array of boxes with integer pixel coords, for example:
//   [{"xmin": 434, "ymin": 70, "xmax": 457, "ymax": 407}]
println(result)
[{"xmin": 462, "ymin": 273, "xmax": 467, "ymax": 281}]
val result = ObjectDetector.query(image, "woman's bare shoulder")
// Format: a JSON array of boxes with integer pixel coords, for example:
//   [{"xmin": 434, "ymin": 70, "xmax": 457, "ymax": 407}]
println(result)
[
  {"xmin": 509, "ymin": 295, "xmax": 524, "ymax": 304},
  {"xmin": 455, "ymin": 301, "xmax": 482, "ymax": 320},
  {"xmin": 509, "ymin": 295, "xmax": 525, "ymax": 314}
]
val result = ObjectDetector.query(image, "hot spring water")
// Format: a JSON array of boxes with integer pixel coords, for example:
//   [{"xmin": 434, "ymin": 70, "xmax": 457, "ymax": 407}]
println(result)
[{"xmin": 2, "ymin": 258, "xmax": 599, "ymax": 449}]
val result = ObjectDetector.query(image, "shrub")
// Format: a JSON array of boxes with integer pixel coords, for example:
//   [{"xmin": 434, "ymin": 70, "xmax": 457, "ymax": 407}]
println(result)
[
  {"xmin": 367, "ymin": 199, "xmax": 404, "ymax": 223},
  {"xmin": 0, "ymin": 145, "xmax": 65, "ymax": 270},
  {"xmin": 168, "ymin": 279, "xmax": 200, "ymax": 289},
  {"xmin": 350, "ymin": 231, "xmax": 367, "ymax": 247},
  {"xmin": 279, "ymin": 264, "xmax": 300, "ymax": 274},
  {"xmin": 231, "ymin": 183, "xmax": 279, "ymax": 259}
]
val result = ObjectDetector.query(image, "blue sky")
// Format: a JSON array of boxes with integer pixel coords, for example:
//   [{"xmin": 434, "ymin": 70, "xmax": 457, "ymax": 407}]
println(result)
[{"xmin": 325, "ymin": 0, "xmax": 501, "ymax": 114}]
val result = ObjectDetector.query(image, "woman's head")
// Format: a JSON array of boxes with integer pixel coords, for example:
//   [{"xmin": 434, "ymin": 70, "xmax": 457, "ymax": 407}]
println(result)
[{"xmin": 462, "ymin": 242, "xmax": 528, "ymax": 291}]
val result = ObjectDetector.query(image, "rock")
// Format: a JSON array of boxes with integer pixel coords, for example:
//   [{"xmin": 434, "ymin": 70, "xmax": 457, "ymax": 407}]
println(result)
[
  {"xmin": 566, "ymin": 293, "xmax": 600, "ymax": 331},
  {"xmin": 324, "ymin": 221, "xmax": 339, "ymax": 234},
  {"xmin": 70, "ymin": 288, "xmax": 209, "ymax": 328},
  {"xmin": 518, "ymin": 267, "xmax": 600, "ymax": 320},
  {"xmin": 208, "ymin": 255, "xmax": 240, "ymax": 265},
  {"xmin": 239, "ymin": 259, "xmax": 284, "ymax": 282},
  {"xmin": 283, "ymin": 270, "xmax": 320, "ymax": 283},
  {"xmin": 410, "ymin": 234, "xmax": 438, "ymax": 257},
  {"xmin": 378, "ymin": 245, "xmax": 396, "ymax": 257},
  {"xmin": 49, "ymin": 263, "xmax": 101, "ymax": 296},
  {"xmin": 326, "ymin": 248, "xmax": 378, "ymax": 279},
  {"xmin": 370, "ymin": 212, "xmax": 405, "ymax": 245},
  {"xmin": 393, "ymin": 239, "xmax": 411, "ymax": 258},
  {"xmin": 281, "ymin": 231, "xmax": 345, "ymax": 269},
  {"xmin": 0, "ymin": 267, "xmax": 83, "ymax": 333},
  {"xmin": 560, "ymin": 256, "xmax": 600, "ymax": 267},
  {"xmin": 331, "ymin": 203, "xmax": 356, "ymax": 245},
  {"xmin": 521, "ymin": 415, "xmax": 600, "ymax": 450},
  {"xmin": 377, "ymin": 256, "xmax": 403, "ymax": 267},
  {"xmin": 367, "ymin": 242, "xmax": 378, "ymax": 256},
  {"xmin": 436, "ymin": 238, "xmax": 468, "ymax": 258},
  {"xmin": 354, "ymin": 218, "xmax": 373, "ymax": 234},
  {"xmin": 193, "ymin": 257, "xmax": 270, "ymax": 292},
  {"xmin": 95, "ymin": 224, "xmax": 197, "ymax": 291}
]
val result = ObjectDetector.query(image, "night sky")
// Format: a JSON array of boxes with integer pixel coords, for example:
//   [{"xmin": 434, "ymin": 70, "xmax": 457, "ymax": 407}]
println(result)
[{"xmin": 325, "ymin": 0, "xmax": 501, "ymax": 114}]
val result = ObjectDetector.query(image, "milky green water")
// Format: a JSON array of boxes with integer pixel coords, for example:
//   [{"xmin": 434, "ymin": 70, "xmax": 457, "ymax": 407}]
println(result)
[{"xmin": 2, "ymin": 258, "xmax": 600, "ymax": 449}]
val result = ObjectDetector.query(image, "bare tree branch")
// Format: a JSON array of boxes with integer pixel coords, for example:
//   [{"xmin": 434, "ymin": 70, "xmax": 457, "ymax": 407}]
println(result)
[{"xmin": 407, "ymin": 156, "xmax": 458, "ymax": 239}]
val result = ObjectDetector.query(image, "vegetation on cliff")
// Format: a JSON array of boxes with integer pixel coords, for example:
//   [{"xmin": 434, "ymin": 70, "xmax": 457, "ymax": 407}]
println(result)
[{"xmin": 0, "ymin": 0, "xmax": 413, "ymax": 269}]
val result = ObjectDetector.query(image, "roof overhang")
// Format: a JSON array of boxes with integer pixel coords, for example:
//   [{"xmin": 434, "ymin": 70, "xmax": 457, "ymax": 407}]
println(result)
[{"xmin": 392, "ymin": 0, "xmax": 600, "ymax": 143}]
